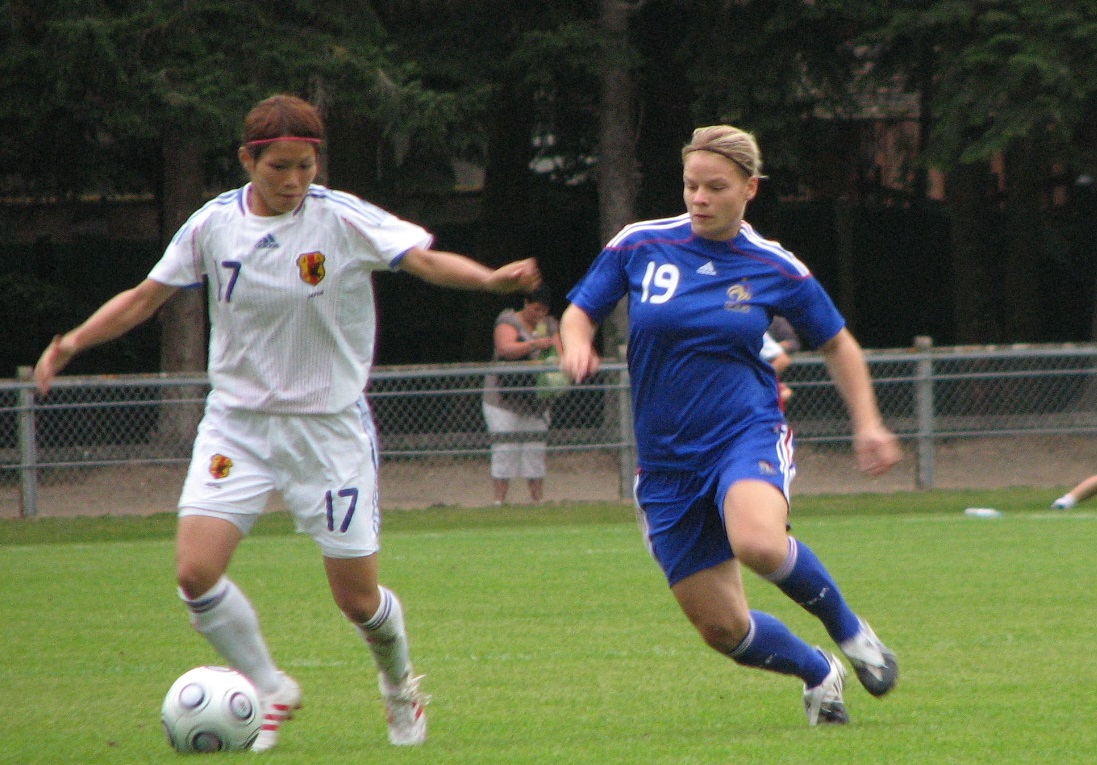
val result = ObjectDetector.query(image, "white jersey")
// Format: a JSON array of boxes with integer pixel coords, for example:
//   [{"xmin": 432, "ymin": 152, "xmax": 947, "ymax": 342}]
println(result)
[{"xmin": 149, "ymin": 183, "xmax": 433, "ymax": 414}]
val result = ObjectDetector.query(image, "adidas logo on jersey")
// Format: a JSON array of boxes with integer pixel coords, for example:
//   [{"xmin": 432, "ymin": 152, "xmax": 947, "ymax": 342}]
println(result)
[
  {"xmin": 697, "ymin": 261, "xmax": 717, "ymax": 276},
  {"xmin": 256, "ymin": 233, "xmax": 279, "ymax": 250}
]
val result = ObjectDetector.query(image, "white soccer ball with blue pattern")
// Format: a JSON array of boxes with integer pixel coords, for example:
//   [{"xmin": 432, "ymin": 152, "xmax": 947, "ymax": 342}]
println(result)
[{"xmin": 161, "ymin": 666, "xmax": 261, "ymax": 753}]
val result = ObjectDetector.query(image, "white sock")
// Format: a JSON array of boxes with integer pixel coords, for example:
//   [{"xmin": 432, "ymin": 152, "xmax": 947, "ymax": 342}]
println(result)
[
  {"xmin": 1054, "ymin": 494, "xmax": 1076, "ymax": 509},
  {"xmin": 182, "ymin": 577, "xmax": 282, "ymax": 694},
  {"xmin": 354, "ymin": 586, "xmax": 411, "ymax": 689}
]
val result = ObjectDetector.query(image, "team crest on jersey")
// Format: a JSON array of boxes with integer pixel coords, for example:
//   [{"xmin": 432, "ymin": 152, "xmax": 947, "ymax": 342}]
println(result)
[
  {"xmin": 297, "ymin": 251, "xmax": 326, "ymax": 285},
  {"xmin": 208, "ymin": 454, "xmax": 234, "ymax": 480},
  {"xmin": 724, "ymin": 282, "xmax": 752, "ymax": 312}
]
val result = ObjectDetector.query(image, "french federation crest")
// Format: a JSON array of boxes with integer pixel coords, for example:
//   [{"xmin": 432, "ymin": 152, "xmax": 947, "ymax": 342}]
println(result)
[
  {"xmin": 724, "ymin": 282, "xmax": 752, "ymax": 311},
  {"xmin": 726, "ymin": 283, "xmax": 751, "ymax": 303},
  {"xmin": 297, "ymin": 251, "xmax": 326, "ymax": 285},
  {"xmin": 209, "ymin": 454, "xmax": 234, "ymax": 480}
]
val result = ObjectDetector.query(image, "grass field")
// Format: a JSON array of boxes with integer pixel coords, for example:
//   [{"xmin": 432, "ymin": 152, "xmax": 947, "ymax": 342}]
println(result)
[{"xmin": 2, "ymin": 488, "xmax": 1094, "ymax": 764}]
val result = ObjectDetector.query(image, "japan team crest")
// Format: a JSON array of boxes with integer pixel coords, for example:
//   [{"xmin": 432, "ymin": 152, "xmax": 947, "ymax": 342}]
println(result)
[
  {"xmin": 208, "ymin": 454, "xmax": 234, "ymax": 480},
  {"xmin": 297, "ymin": 251, "xmax": 326, "ymax": 285}
]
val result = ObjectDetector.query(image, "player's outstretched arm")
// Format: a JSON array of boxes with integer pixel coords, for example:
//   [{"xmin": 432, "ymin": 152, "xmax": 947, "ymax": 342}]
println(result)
[
  {"xmin": 34, "ymin": 279, "xmax": 178, "ymax": 395},
  {"xmin": 818, "ymin": 327, "xmax": 900, "ymax": 476},
  {"xmin": 559, "ymin": 305, "xmax": 601, "ymax": 383},
  {"xmin": 399, "ymin": 247, "xmax": 542, "ymax": 294}
]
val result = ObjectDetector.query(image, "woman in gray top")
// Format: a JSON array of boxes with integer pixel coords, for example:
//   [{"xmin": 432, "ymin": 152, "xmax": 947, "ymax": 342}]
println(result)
[{"xmin": 482, "ymin": 286, "xmax": 561, "ymax": 504}]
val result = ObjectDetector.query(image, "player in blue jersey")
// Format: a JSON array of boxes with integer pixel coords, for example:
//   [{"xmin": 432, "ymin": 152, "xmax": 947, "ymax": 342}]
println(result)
[
  {"xmin": 560, "ymin": 125, "xmax": 901, "ymax": 726},
  {"xmin": 33, "ymin": 94, "xmax": 542, "ymax": 750}
]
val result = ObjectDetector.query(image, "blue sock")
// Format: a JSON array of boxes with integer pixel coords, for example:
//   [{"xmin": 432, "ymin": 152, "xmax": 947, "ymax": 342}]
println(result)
[
  {"xmin": 765, "ymin": 537, "xmax": 861, "ymax": 644},
  {"xmin": 728, "ymin": 610, "xmax": 831, "ymax": 687}
]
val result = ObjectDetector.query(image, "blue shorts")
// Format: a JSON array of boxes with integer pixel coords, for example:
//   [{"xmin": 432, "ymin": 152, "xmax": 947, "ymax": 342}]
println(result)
[{"xmin": 633, "ymin": 422, "xmax": 794, "ymax": 586}]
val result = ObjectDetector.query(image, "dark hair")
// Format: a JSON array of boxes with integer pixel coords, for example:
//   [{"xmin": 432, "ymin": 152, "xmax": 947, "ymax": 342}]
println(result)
[
  {"xmin": 524, "ymin": 285, "xmax": 552, "ymax": 306},
  {"xmin": 242, "ymin": 95, "xmax": 324, "ymax": 158}
]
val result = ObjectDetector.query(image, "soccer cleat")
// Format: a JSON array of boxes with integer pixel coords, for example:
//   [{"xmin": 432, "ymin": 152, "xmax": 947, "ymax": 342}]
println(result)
[
  {"xmin": 251, "ymin": 672, "xmax": 302, "ymax": 753},
  {"xmin": 840, "ymin": 619, "xmax": 898, "ymax": 697},
  {"xmin": 803, "ymin": 651, "xmax": 849, "ymax": 726},
  {"xmin": 1051, "ymin": 495, "xmax": 1074, "ymax": 510},
  {"xmin": 380, "ymin": 671, "xmax": 429, "ymax": 746}
]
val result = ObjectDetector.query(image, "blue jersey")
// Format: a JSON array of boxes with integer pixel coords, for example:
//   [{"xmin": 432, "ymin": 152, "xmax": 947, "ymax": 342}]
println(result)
[{"xmin": 567, "ymin": 214, "xmax": 844, "ymax": 470}]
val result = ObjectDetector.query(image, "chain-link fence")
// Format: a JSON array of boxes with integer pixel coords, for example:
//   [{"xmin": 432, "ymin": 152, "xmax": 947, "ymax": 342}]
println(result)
[{"xmin": 4, "ymin": 340, "xmax": 1097, "ymax": 517}]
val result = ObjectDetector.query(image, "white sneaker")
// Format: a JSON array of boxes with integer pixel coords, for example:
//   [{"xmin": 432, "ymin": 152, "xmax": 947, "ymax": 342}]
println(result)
[
  {"xmin": 840, "ymin": 618, "xmax": 898, "ymax": 697},
  {"xmin": 1052, "ymin": 495, "xmax": 1075, "ymax": 510},
  {"xmin": 803, "ymin": 651, "xmax": 849, "ymax": 726},
  {"xmin": 251, "ymin": 673, "xmax": 302, "ymax": 753},
  {"xmin": 380, "ymin": 671, "xmax": 429, "ymax": 746}
]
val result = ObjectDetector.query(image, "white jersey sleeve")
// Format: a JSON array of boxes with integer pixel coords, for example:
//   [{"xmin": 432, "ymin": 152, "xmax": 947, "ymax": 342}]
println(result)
[
  {"xmin": 759, "ymin": 332, "xmax": 784, "ymax": 363},
  {"xmin": 317, "ymin": 188, "xmax": 433, "ymax": 265},
  {"xmin": 149, "ymin": 189, "xmax": 243, "ymax": 287}
]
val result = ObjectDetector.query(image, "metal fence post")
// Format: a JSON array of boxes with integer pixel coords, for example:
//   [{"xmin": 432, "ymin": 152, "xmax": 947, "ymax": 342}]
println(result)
[
  {"xmin": 913, "ymin": 336, "xmax": 935, "ymax": 490},
  {"xmin": 16, "ymin": 366, "xmax": 39, "ymax": 517},
  {"xmin": 616, "ymin": 362, "xmax": 635, "ymax": 501}
]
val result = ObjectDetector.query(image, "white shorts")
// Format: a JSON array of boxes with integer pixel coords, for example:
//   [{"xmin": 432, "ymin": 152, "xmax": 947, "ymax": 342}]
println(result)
[
  {"xmin": 482, "ymin": 401, "xmax": 548, "ymax": 480},
  {"xmin": 178, "ymin": 398, "xmax": 380, "ymax": 559}
]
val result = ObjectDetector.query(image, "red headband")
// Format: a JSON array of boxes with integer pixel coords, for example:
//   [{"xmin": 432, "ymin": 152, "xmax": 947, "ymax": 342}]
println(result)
[{"xmin": 244, "ymin": 136, "xmax": 323, "ymax": 148}]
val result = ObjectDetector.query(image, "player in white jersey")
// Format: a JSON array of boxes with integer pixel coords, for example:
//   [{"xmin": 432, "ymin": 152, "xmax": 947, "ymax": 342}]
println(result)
[
  {"xmin": 759, "ymin": 331, "xmax": 793, "ymax": 406},
  {"xmin": 33, "ymin": 94, "xmax": 542, "ymax": 750},
  {"xmin": 560, "ymin": 125, "xmax": 901, "ymax": 726}
]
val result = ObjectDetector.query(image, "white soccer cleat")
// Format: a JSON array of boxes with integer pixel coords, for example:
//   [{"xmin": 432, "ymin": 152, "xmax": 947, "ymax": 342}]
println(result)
[
  {"xmin": 251, "ymin": 672, "xmax": 302, "ymax": 753},
  {"xmin": 803, "ymin": 651, "xmax": 849, "ymax": 726},
  {"xmin": 840, "ymin": 618, "xmax": 898, "ymax": 697},
  {"xmin": 380, "ymin": 671, "xmax": 429, "ymax": 746}
]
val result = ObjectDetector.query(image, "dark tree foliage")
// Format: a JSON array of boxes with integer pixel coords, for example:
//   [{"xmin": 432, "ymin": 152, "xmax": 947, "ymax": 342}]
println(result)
[
  {"xmin": 0, "ymin": 0, "xmax": 459, "ymax": 198},
  {"xmin": 866, "ymin": 0, "xmax": 1097, "ymax": 341},
  {"xmin": 6, "ymin": 0, "xmax": 1097, "ymax": 377}
]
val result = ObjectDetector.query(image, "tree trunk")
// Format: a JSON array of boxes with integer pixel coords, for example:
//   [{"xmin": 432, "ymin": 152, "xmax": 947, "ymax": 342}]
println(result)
[
  {"xmin": 598, "ymin": 0, "xmax": 643, "ymax": 500},
  {"xmin": 461, "ymin": 74, "xmax": 536, "ymax": 361},
  {"xmin": 597, "ymin": 0, "xmax": 640, "ymax": 359},
  {"xmin": 1001, "ymin": 138, "xmax": 1043, "ymax": 341},
  {"xmin": 946, "ymin": 163, "xmax": 1001, "ymax": 344},
  {"xmin": 154, "ymin": 123, "xmax": 208, "ymax": 449}
]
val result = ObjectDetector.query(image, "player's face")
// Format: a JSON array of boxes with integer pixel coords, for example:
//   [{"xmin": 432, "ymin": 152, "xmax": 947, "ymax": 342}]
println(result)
[
  {"xmin": 683, "ymin": 151, "xmax": 758, "ymax": 241},
  {"xmin": 239, "ymin": 141, "xmax": 319, "ymax": 216}
]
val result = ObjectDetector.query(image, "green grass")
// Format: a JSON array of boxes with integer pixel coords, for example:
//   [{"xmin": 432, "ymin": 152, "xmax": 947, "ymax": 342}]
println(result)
[{"xmin": 2, "ymin": 489, "xmax": 1094, "ymax": 764}]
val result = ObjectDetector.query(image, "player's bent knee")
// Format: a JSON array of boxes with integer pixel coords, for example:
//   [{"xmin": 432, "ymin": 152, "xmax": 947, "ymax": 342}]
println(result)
[
  {"xmin": 176, "ymin": 561, "xmax": 226, "ymax": 600},
  {"xmin": 732, "ymin": 537, "xmax": 788, "ymax": 575},
  {"xmin": 693, "ymin": 619, "xmax": 749, "ymax": 654},
  {"xmin": 334, "ymin": 591, "xmax": 382, "ymax": 623},
  {"xmin": 328, "ymin": 574, "xmax": 382, "ymax": 622}
]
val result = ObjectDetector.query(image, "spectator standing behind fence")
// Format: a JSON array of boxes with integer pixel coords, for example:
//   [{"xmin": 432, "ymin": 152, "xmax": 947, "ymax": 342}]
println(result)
[
  {"xmin": 482, "ymin": 286, "xmax": 562, "ymax": 505},
  {"xmin": 559, "ymin": 124, "xmax": 901, "ymax": 727},
  {"xmin": 31, "ymin": 94, "xmax": 541, "ymax": 752},
  {"xmin": 1051, "ymin": 474, "xmax": 1097, "ymax": 509}
]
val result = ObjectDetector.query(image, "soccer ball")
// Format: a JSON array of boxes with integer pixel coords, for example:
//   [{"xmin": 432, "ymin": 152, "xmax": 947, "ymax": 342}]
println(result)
[{"xmin": 161, "ymin": 666, "xmax": 262, "ymax": 753}]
